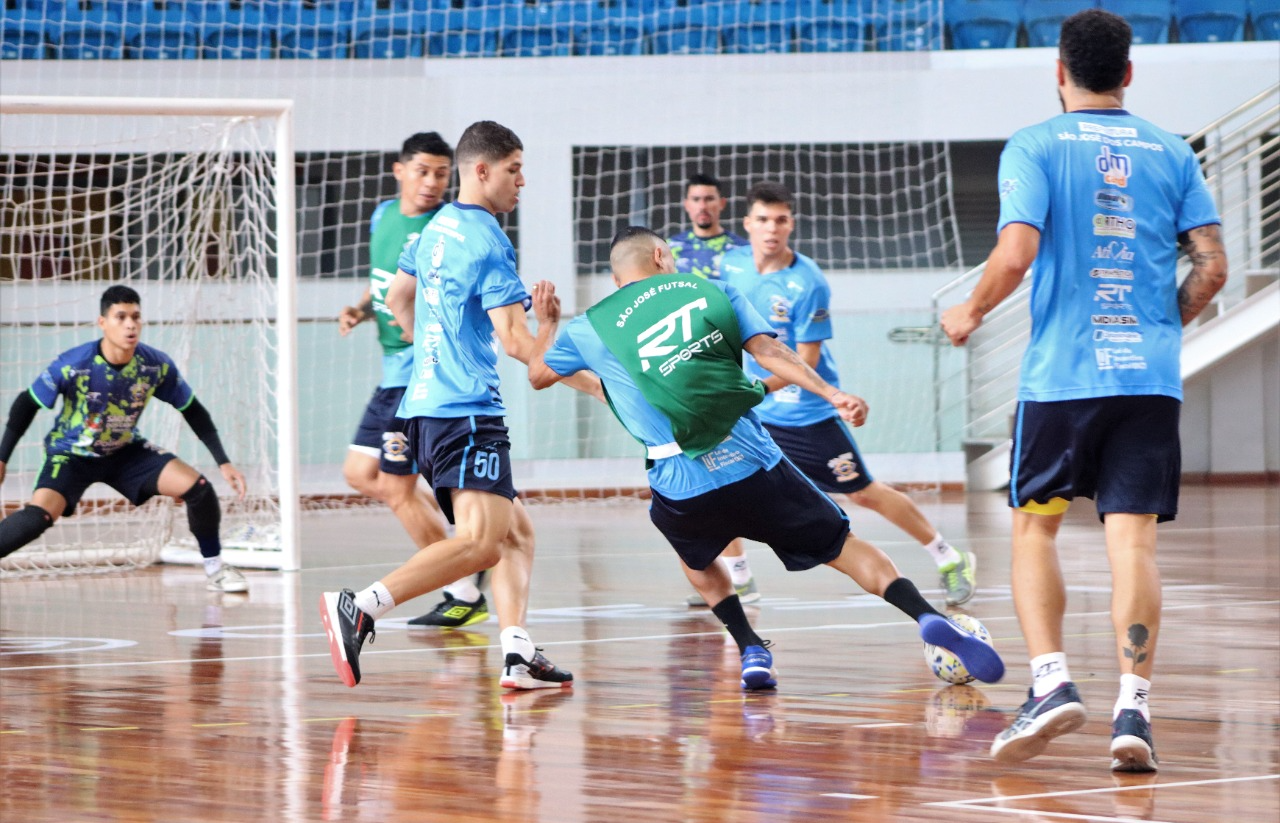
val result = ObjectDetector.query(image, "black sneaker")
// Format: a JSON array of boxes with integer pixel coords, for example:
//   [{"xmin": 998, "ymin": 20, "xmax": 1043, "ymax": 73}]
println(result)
[
  {"xmin": 319, "ymin": 589, "xmax": 375, "ymax": 688},
  {"xmin": 990, "ymin": 682, "xmax": 1088, "ymax": 763},
  {"xmin": 499, "ymin": 648, "xmax": 574, "ymax": 690},
  {"xmin": 1110, "ymin": 709, "xmax": 1158, "ymax": 772},
  {"xmin": 407, "ymin": 592, "xmax": 489, "ymax": 628}
]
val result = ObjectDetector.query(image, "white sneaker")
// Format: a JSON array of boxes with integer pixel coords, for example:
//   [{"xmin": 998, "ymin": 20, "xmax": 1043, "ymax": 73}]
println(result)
[{"xmin": 207, "ymin": 564, "xmax": 248, "ymax": 593}]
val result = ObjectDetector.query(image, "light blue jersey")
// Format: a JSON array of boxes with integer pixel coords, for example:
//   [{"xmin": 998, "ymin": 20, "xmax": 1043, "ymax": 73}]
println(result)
[
  {"xmin": 544, "ymin": 280, "xmax": 782, "ymax": 500},
  {"xmin": 998, "ymin": 109, "xmax": 1220, "ymax": 402},
  {"xmin": 396, "ymin": 202, "xmax": 529, "ymax": 419},
  {"xmin": 720, "ymin": 247, "xmax": 842, "ymax": 427}
]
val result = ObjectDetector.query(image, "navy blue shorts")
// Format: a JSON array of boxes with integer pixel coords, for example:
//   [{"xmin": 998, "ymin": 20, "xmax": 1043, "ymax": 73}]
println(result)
[
  {"xmin": 351, "ymin": 385, "xmax": 415, "ymax": 476},
  {"xmin": 649, "ymin": 457, "xmax": 850, "ymax": 572},
  {"xmin": 404, "ymin": 415, "xmax": 516, "ymax": 524},
  {"xmin": 763, "ymin": 417, "xmax": 875, "ymax": 494},
  {"xmin": 1010, "ymin": 395, "xmax": 1181, "ymax": 523},
  {"xmin": 35, "ymin": 440, "xmax": 178, "ymax": 517}
]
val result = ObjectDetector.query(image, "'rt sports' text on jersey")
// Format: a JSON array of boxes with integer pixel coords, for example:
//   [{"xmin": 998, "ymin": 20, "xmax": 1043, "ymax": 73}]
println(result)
[
  {"xmin": 369, "ymin": 199, "xmax": 437, "ymax": 389},
  {"xmin": 29, "ymin": 340, "xmax": 194, "ymax": 458},
  {"xmin": 396, "ymin": 202, "xmax": 530, "ymax": 419},
  {"xmin": 998, "ymin": 109, "xmax": 1220, "ymax": 402},
  {"xmin": 667, "ymin": 230, "xmax": 747, "ymax": 280},
  {"xmin": 544, "ymin": 280, "xmax": 781, "ymax": 500},
  {"xmin": 719, "ymin": 247, "xmax": 842, "ymax": 427}
]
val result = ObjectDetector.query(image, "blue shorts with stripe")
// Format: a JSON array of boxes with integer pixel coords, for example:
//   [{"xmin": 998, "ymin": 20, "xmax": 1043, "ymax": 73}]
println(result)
[
  {"xmin": 1010, "ymin": 395, "xmax": 1181, "ymax": 523},
  {"xmin": 763, "ymin": 417, "xmax": 874, "ymax": 494},
  {"xmin": 404, "ymin": 415, "xmax": 516, "ymax": 524},
  {"xmin": 351, "ymin": 385, "xmax": 415, "ymax": 476},
  {"xmin": 648, "ymin": 456, "xmax": 850, "ymax": 572}
]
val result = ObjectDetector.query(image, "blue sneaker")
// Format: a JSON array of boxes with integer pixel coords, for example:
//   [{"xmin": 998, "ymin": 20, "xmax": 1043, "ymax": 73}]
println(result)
[
  {"xmin": 1111, "ymin": 709, "xmax": 1158, "ymax": 772},
  {"xmin": 990, "ymin": 682, "xmax": 1088, "ymax": 763},
  {"xmin": 918, "ymin": 613, "xmax": 1005, "ymax": 684},
  {"xmin": 740, "ymin": 642, "xmax": 777, "ymax": 690}
]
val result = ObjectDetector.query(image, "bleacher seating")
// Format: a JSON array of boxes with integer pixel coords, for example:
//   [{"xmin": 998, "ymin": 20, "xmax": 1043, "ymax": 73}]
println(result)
[
  {"xmin": 0, "ymin": 0, "xmax": 1272, "ymax": 60},
  {"xmin": 1177, "ymin": 0, "xmax": 1247, "ymax": 43},
  {"xmin": 946, "ymin": 0, "xmax": 1020, "ymax": 49}
]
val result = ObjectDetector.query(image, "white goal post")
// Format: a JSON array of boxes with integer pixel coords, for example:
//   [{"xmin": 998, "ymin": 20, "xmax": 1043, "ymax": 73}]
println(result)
[{"xmin": 0, "ymin": 95, "xmax": 300, "ymax": 573}]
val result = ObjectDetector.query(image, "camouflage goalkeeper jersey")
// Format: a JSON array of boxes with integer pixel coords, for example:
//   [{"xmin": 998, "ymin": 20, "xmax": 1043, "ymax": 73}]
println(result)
[{"xmin": 666, "ymin": 230, "xmax": 747, "ymax": 280}]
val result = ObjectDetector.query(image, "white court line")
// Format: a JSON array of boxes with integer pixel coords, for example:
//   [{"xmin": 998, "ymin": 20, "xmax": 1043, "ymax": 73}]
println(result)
[
  {"xmin": 929, "ymin": 808, "xmax": 1178, "ymax": 823},
  {"xmin": 822, "ymin": 792, "xmax": 878, "ymax": 799},
  {"xmin": 1, "ymin": 598, "xmax": 1276, "ymax": 674},
  {"xmin": 927, "ymin": 773, "xmax": 1279, "ymax": 806}
]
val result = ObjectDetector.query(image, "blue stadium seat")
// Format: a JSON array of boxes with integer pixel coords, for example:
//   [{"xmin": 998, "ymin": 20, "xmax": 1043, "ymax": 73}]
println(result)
[
  {"xmin": 866, "ymin": 0, "xmax": 943, "ymax": 51},
  {"xmin": 198, "ymin": 1, "xmax": 275, "ymax": 59},
  {"xmin": 277, "ymin": 0, "xmax": 358, "ymax": 58},
  {"xmin": 1100, "ymin": 0, "xmax": 1171, "ymax": 43},
  {"xmin": 502, "ymin": 0, "xmax": 575, "ymax": 57},
  {"xmin": 51, "ymin": 0, "xmax": 126, "ymax": 59},
  {"xmin": 794, "ymin": 0, "xmax": 865, "ymax": 52},
  {"xmin": 1, "ymin": 1, "xmax": 54, "ymax": 59},
  {"xmin": 1023, "ymin": 0, "xmax": 1097, "ymax": 47},
  {"xmin": 426, "ymin": 2, "xmax": 502, "ymax": 57},
  {"xmin": 117, "ymin": 1, "xmax": 199, "ymax": 60},
  {"xmin": 648, "ymin": 2, "xmax": 725, "ymax": 54},
  {"xmin": 946, "ymin": 0, "xmax": 1019, "ymax": 49},
  {"xmin": 722, "ymin": 0, "xmax": 793, "ymax": 54},
  {"xmin": 351, "ymin": 0, "xmax": 429, "ymax": 58},
  {"xmin": 1176, "ymin": 0, "xmax": 1246, "ymax": 42},
  {"xmin": 568, "ymin": 0, "xmax": 645, "ymax": 56},
  {"xmin": 1252, "ymin": 0, "xmax": 1280, "ymax": 39}
]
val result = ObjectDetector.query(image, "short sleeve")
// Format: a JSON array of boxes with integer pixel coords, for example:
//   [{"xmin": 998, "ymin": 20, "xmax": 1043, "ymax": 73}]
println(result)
[
  {"xmin": 29, "ymin": 358, "xmax": 65, "ymax": 409},
  {"xmin": 397, "ymin": 232, "xmax": 421, "ymax": 276},
  {"xmin": 543, "ymin": 321, "xmax": 590, "ymax": 377},
  {"xmin": 790, "ymin": 270, "xmax": 833, "ymax": 344},
  {"xmin": 152, "ymin": 353, "xmax": 195, "ymax": 409},
  {"xmin": 478, "ymin": 237, "xmax": 529, "ymax": 311},
  {"xmin": 1176, "ymin": 149, "xmax": 1221, "ymax": 234},
  {"xmin": 996, "ymin": 128, "xmax": 1051, "ymax": 234},
  {"xmin": 720, "ymin": 283, "xmax": 776, "ymax": 343}
]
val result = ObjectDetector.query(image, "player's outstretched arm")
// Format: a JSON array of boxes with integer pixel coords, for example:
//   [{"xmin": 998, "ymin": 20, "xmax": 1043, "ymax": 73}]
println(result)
[
  {"xmin": 745, "ymin": 335, "xmax": 868, "ymax": 426},
  {"xmin": 494, "ymin": 283, "xmax": 605, "ymax": 400},
  {"xmin": 0, "ymin": 391, "xmax": 44, "ymax": 486},
  {"xmin": 941, "ymin": 222, "xmax": 1039, "ymax": 346},
  {"xmin": 338, "ymin": 288, "xmax": 373, "ymax": 336},
  {"xmin": 385, "ymin": 270, "xmax": 417, "ymax": 343},
  {"xmin": 180, "ymin": 398, "xmax": 246, "ymax": 500},
  {"xmin": 1177, "ymin": 224, "xmax": 1228, "ymax": 326}
]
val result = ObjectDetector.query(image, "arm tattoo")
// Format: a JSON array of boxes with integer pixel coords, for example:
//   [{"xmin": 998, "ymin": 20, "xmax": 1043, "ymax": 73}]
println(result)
[
  {"xmin": 1176, "ymin": 225, "xmax": 1228, "ymax": 325},
  {"xmin": 758, "ymin": 337, "xmax": 827, "ymax": 390}
]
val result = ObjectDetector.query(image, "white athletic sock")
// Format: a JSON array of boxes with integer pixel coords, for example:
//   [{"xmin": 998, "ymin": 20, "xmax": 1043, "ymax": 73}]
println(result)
[
  {"xmin": 1114, "ymin": 673, "xmax": 1151, "ymax": 721},
  {"xmin": 353, "ymin": 582, "xmax": 396, "ymax": 619},
  {"xmin": 1030, "ymin": 652, "xmax": 1072, "ymax": 698},
  {"xmin": 725, "ymin": 555, "xmax": 753, "ymax": 586},
  {"xmin": 203, "ymin": 556, "xmax": 222, "ymax": 576},
  {"xmin": 924, "ymin": 533, "xmax": 962, "ymax": 567},
  {"xmin": 500, "ymin": 626, "xmax": 536, "ymax": 662},
  {"xmin": 444, "ymin": 578, "xmax": 481, "ymax": 602}
]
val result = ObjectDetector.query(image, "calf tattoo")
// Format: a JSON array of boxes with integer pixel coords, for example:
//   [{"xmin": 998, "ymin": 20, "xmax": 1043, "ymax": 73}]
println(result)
[{"xmin": 1123, "ymin": 623, "xmax": 1150, "ymax": 671}]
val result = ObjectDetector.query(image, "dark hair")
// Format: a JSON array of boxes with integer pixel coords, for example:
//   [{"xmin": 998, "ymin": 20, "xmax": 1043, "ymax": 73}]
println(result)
[
  {"xmin": 400, "ymin": 131, "xmax": 454, "ymax": 163},
  {"xmin": 100, "ymin": 284, "xmax": 141, "ymax": 315},
  {"xmin": 686, "ymin": 172, "xmax": 724, "ymax": 196},
  {"xmin": 610, "ymin": 225, "xmax": 663, "ymax": 251},
  {"xmin": 746, "ymin": 181, "xmax": 793, "ymax": 210},
  {"xmin": 1060, "ymin": 9, "xmax": 1131, "ymax": 93},
  {"xmin": 456, "ymin": 121, "xmax": 523, "ymax": 167}
]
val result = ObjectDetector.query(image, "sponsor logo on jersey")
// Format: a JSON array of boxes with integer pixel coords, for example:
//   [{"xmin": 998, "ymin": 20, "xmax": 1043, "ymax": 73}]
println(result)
[
  {"xmin": 1096, "ymin": 348, "xmax": 1148, "ymax": 370},
  {"xmin": 1094, "ymin": 329, "xmax": 1143, "ymax": 343},
  {"xmin": 636, "ymin": 297, "xmax": 721, "ymax": 375},
  {"xmin": 1092, "ymin": 241, "xmax": 1136, "ymax": 262},
  {"xmin": 430, "ymin": 234, "xmax": 445, "ymax": 268},
  {"xmin": 1090, "ymin": 267, "xmax": 1134, "ymax": 280},
  {"xmin": 826, "ymin": 452, "xmax": 861, "ymax": 483},
  {"xmin": 769, "ymin": 294, "xmax": 791, "ymax": 322},
  {"xmin": 811, "ymin": 308, "xmax": 830, "ymax": 323},
  {"xmin": 1094, "ymin": 284, "xmax": 1133, "ymax": 303},
  {"xmin": 1092, "ymin": 314, "xmax": 1139, "ymax": 326},
  {"xmin": 1095, "ymin": 189, "xmax": 1133, "ymax": 211},
  {"xmin": 1093, "ymin": 214, "xmax": 1137, "ymax": 238},
  {"xmin": 1000, "ymin": 178, "xmax": 1019, "ymax": 198},
  {"xmin": 1079, "ymin": 122, "xmax": 1139, "ymax": 138},
  {"xmin": 1096, "ymin": 146, "xmax": 1132, "ymax": 187}
]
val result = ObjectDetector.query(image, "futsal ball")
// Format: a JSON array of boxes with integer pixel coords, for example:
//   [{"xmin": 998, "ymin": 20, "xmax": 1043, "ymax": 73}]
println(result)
[{"xmin": 923, "ymin": 614, "xmax": 994, "ymax": 685}]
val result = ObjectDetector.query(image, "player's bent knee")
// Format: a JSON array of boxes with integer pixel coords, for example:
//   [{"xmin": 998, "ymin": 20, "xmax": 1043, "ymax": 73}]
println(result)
[
  {"xmin": 182, "ymin": 476, "xmax": 222, "ymax": 537},
  {"xmin": 0, "ymin": 505, "xmax": 54, "ymax": 558}
]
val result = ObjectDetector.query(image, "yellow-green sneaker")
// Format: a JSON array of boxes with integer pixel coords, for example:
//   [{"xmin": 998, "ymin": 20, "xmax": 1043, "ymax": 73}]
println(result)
[
  {"xmin": 407, "ymin": 593, "xmax": 489, "ymax": 628},
  {"xmin": 940, "ymin": 551, "xmax": 977, "ymax": 607},
  {"xmin": 685, "ymin": 577, "xmax": 761, "ymax": 607}
]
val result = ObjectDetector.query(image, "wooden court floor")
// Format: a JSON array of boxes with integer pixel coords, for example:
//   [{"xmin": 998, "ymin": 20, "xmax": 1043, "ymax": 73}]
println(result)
[{"xmin": 1, "ymin": 484, "xmax": 1277, "ymax": 822}]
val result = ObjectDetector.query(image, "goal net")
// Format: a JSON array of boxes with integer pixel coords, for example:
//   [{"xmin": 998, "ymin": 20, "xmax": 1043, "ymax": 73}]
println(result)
[{"xmin": 0, "ymin": 96, "xmax": 300, "ymax": 576}]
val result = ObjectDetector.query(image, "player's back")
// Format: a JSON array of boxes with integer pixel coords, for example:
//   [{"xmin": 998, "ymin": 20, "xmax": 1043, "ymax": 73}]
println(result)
[
  {"xmin": 396, "ymin": 202, "xmax": 529, "ymax": 419},
  {"xmin": 999, "ymin": 110, "xmax": 1219, "ymax": 402}
]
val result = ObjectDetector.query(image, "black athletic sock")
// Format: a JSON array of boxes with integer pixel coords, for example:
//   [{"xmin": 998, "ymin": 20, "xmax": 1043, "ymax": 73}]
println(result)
[
  {"xmin": 883, "ymin": 577, "xmax": 942, "ymax": 622},
  {"xmin": 0, "ymin": 505, "xmax": 53, "ymax": 559},
  {"xmin": 711, "ymin": 594, "xmax": 765, "ymax": 654}
]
